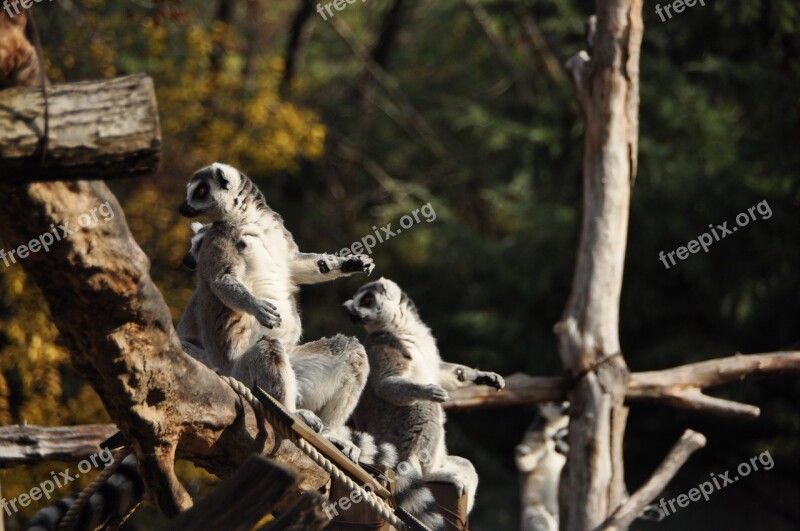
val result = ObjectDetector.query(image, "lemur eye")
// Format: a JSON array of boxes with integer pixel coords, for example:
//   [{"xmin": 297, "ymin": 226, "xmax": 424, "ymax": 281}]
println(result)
[
  {"xmin": 360, "ymin": 294, "xmax": 374, "ymax": 307},
  {"xmin": 195, "ymin": 185, "xmax": 208, "ymax": 199}
]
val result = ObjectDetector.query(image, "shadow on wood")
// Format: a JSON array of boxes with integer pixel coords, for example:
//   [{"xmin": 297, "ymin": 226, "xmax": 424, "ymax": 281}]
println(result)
[{"xmin": 162, "ymin": 455, "xmax": 329, "ymax": 531}]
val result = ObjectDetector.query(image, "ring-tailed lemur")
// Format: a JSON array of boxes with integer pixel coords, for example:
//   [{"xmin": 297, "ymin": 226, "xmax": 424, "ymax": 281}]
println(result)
[
  {"xmin": 516, "ymin": 403, "xmax": 569, "ymax": 531},
  {"xmin": 177, "ymin": 163, "xmax": 375, "ymax": 459},
  {"xmin": 344, "ymin": 278, "xmax": 506, "ymax": 515}
]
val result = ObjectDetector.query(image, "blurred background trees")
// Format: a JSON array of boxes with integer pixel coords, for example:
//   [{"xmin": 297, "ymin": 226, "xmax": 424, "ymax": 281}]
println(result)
[{"xmin": 0, "ymin": 0, "xmax": 797, "ymax": 529}]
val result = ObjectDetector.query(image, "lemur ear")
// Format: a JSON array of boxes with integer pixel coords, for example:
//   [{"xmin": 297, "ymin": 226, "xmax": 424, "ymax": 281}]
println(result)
[
  {"xmin": 215, "ymin": 167, "xmax": 231, "ymax": 190},
  {"xmin": 191, "ymin": 222, "xmax": 204, "ymax": 234}
]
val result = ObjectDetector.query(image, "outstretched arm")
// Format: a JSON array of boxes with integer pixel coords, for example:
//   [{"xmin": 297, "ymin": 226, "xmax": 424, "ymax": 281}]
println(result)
[
  {"xmin": 439, "ymin": 361, "xmax": 505, "ymax": 391},
  {"xmin": 290, "ymin": 252, "xmax": 374, "ymax": 285},
  {"xmin": 374, "ymin": 375, "xmax": 450, "ymax": 406}
]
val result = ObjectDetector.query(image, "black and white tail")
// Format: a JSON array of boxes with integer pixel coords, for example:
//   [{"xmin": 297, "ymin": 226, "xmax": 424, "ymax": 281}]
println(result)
[
  {"xmin": 337, "ymin": 427, "xmax": 445, "ymax": 531},
  {"xmin": 27, "ymin": 455, "xmax": 144, "ymax": 531}
]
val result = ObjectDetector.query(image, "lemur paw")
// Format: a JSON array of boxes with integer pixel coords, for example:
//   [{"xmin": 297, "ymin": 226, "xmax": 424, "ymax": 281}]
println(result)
[
  {"xmin": 474, "ymin": 371, "xmax": 505, "ymax": 391},
  {"xmin": 327, "ymin": 434, "xmax": 362, "ymax": 463},
  {"xmin": 427, "ymin": 472, "xmax": 468, "ymax": 496},
  {"xmin": 341, "ymin": 254, "xmax": 375, "ymax": 275},
  {"xmin": 421, "ymin": 384, "xmax": 450, "ymax": 403},
  {"xmin": 254, "ymin": 299, "xmax": 281, "ymax": 329},
  {"xmin": 296, "ymin": 409, "xmax": 325, "ymax": 433}
]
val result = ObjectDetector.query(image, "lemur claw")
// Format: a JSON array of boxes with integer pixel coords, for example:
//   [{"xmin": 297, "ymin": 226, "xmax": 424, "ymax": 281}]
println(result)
[
  {"xmin": 296, "ymin": 409, "xmax": 325, "ymax": 433},
  {"xmin": 474, "ymin": 371, "xmax": 505, "ymax": 391},
  {"xmin": 327, "ymin": 434, "xmax": 362, "ymax": 463},
  {"xmin": 254, "ymin": 299, "xmax": 281, "ymax": 329},
  {"xmin": 341, "ymin": 255, "xmax": 375, "ymax": 275},
  {"xmin": 423, "ymin": 384, "xmax": 450, "ymax": 402}
]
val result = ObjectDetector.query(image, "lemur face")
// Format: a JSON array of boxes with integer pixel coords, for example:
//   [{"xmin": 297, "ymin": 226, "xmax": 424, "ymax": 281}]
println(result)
[
  {"xmin": 343, "ymin": 277, "xmax": 408, "ymax": 328},
  {"xmin": 182, "ymin": 222, "xmax": 210, "ymax": 270},
  {"xmin": 179, "ymin": 162, "xmax": 244, "ymax": 220}
]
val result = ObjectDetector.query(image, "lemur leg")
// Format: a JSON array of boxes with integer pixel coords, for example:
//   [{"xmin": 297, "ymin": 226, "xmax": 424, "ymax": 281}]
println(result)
[
  {"xmin": 230, "ymin": 336, "xmax": 297, "ymax": 411},
  {"xmin": 290, "ymin": 252, "xmax": 374, "ymax": 285},
  {"xmin": 290, "ymin": 334, "xmax": 368, "ymax": 427},
  {"xmin": 181, "ymin": 340, "xmax": 215, "ymax": 370},
  {"xmin": 426, "ymin": 455, "xmax": 479, "ymax": 512},
  {"xmin": 438, "ymin": 362, "xmax": 505, "ymax": 391}
]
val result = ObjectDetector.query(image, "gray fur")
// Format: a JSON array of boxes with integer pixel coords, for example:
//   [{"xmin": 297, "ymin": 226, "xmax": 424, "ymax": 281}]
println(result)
[
  {"xmin": 346, "ymin": 278, "xmax": 505, "ymax": 516},
  {"xmin": 178, "ymin": 163, "xmax": 374, "ymax": 459}
]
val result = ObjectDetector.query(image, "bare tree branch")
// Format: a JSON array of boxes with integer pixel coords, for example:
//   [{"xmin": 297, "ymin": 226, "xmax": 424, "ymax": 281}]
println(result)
[
  {"xmin": 444, "ymin": 351, "xmax": 800, "ymax": 419},
  {"xmin": 600, "ymin": 430, "xmax": 706, "ymax": 531}
]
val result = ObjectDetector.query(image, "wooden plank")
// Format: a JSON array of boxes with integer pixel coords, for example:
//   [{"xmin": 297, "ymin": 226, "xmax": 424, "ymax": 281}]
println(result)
[
  {"xmin": 263, "ymin": 491, "xmax": 330, "ymax": 531},
  {"xmin": 0, "ymin": 74, "xmax": 161, "ymax": 182},
  {"xmin": 0, "ymin": 424, "xmax": 117, "ymax": 467},
  {"xmin": 163, "ymin": 455, "xmax": 302, "ymax": 531},
  {"xmin": 253, "ymin": 387, "xmax": 391, "ymax": 499}
]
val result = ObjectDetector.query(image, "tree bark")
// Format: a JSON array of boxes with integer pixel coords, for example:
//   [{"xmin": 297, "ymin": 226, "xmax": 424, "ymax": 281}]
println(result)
[
  {"xmin": 555, "ymin": 1, "xmax": 643, "ymax": 528},
  {"xmin": 0, "ymin": 74, "xmax": 161, "ymax": 182},
  {"xmin": 0, "ymin": 180, "xmax": 328, "ymax": 517}
]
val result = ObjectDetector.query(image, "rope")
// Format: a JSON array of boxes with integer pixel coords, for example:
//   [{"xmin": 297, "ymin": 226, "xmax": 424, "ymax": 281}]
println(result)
[
  {"xmin": 219, "ymin": 375, "xmax": 409, "ymax": 531},
  {"xmin": 58, "ymin": 447, "xmax": 131, "ymax": 531}
]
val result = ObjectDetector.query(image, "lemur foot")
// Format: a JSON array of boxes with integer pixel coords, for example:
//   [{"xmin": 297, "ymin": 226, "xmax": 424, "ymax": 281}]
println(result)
[
  {"xmin": 474, "ymin": 371, "xmax": 505, "ymax": 391},
  {"xmin": 421, "ymin": 384, "xmax": 450, "ymax": 403},
  {"xmin": 341, "ymin": 254, "xmax": 375, "ymax": 275},
  {"xmin": 296, "ymin": 409, "xmax": 325, "ymax": 433},
  {"xmin": 426, "ymin": 471, "xmax": 468, "ymax": 496},
  {"xmin": 325, "ymin": 433, "xmax": 362, "ymax": 463},
  {"xmin": 253, "ymin": 299, "xmax": 281, "ymax": 329}
]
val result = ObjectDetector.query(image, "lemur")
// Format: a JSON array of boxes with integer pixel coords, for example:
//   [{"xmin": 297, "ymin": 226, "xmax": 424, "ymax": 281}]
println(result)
[
  {"xmin": 177, "ymin": 163, "xmax": 375, "ymax": 458},
  {"xmin": 344, "ymin": 278, "xmax": 506, "ymax": 514},
  {"xmin": 516, "ymin": 403, "xmax": 569, "ymax": 531}
]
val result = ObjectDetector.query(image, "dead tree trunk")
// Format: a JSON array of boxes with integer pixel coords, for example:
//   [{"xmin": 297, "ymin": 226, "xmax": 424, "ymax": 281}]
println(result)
[{"xmin": 556, "ymin": 1, "xmax": 643, "ymax": 529}]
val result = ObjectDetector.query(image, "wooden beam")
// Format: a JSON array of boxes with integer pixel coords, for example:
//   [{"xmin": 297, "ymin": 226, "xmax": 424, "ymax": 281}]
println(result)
[
  {"xmin": 163, "ymin": 455, "xmax": 329, "ymax": 531},
  {"xmin": 0, "ymin": 424, "xmax": 117, "ymax": 467},
  {"xmin": 0, "ymin": 74, "xmax": 161, "ymax": 182}
]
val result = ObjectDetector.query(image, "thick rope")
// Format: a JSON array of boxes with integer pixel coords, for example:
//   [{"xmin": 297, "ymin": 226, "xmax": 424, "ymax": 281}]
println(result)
[
  {"xmin": 58, "ymin": 447, "xmax": 131, "ymax": 531},
  {"xmin": 219, "ymin": 375, "xmax": 409, "ymax": 531}
]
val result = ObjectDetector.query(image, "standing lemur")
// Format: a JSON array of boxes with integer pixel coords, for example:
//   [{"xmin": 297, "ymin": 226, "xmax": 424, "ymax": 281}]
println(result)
[
  {"xmin": 515, "ymin": 402, "xmax": 569, "ymax": 531},
  {"xmin": 344, "ymin": 278, "xmax": 506, "ymax": 514},
  {"xmin": 177, "ymin": 162, "xmax": 375, "ymax": 458}
]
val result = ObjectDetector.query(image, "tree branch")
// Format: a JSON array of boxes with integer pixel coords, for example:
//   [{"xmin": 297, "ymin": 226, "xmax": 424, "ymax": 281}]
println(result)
[
  {"xmin": 444, "ymin": 351, "xmax": 800, "ymax": 419},
  {"xmin": 600, "ymin": 430, "xmax": 706, "ymax": 531}
]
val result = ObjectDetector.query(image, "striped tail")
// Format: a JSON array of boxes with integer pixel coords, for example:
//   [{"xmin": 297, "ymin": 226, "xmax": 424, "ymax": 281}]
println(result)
[
  {"xmin": 27, "ymin": 455, "xmax": 144, "ymax": 531},
  {"xmin": 336, "ymin": 427, "xmax": 444, "ymax": 531}
]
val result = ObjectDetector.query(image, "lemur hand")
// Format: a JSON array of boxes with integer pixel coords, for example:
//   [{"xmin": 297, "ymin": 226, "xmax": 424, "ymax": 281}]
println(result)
[
  {"xmin": 474, "ymin": 371, "xmax": 505, "ymax": 391},
  {"xmin": 341, "ymin": 254, "xmax": 375, "ymax": 275},
  {"xmin": 421, "ymin": 384, "xmax": 450, "ymax": 403},
  {"xmin": 253, "ymin": 299, "xmax": 281, "ymax": 329}
]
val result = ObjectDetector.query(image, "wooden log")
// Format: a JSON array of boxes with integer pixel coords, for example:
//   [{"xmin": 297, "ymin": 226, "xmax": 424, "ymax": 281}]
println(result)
[
  {"xmin": 0, "ymin": 424, "xmax": 117, "ymax": 467},
  {"xmin": 163, "ymin": 455, "xmax": 328, "ymax": 531},
  {"xmin": 0, "ymin": 74, "xmax": 161, "ymax": 182}
]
